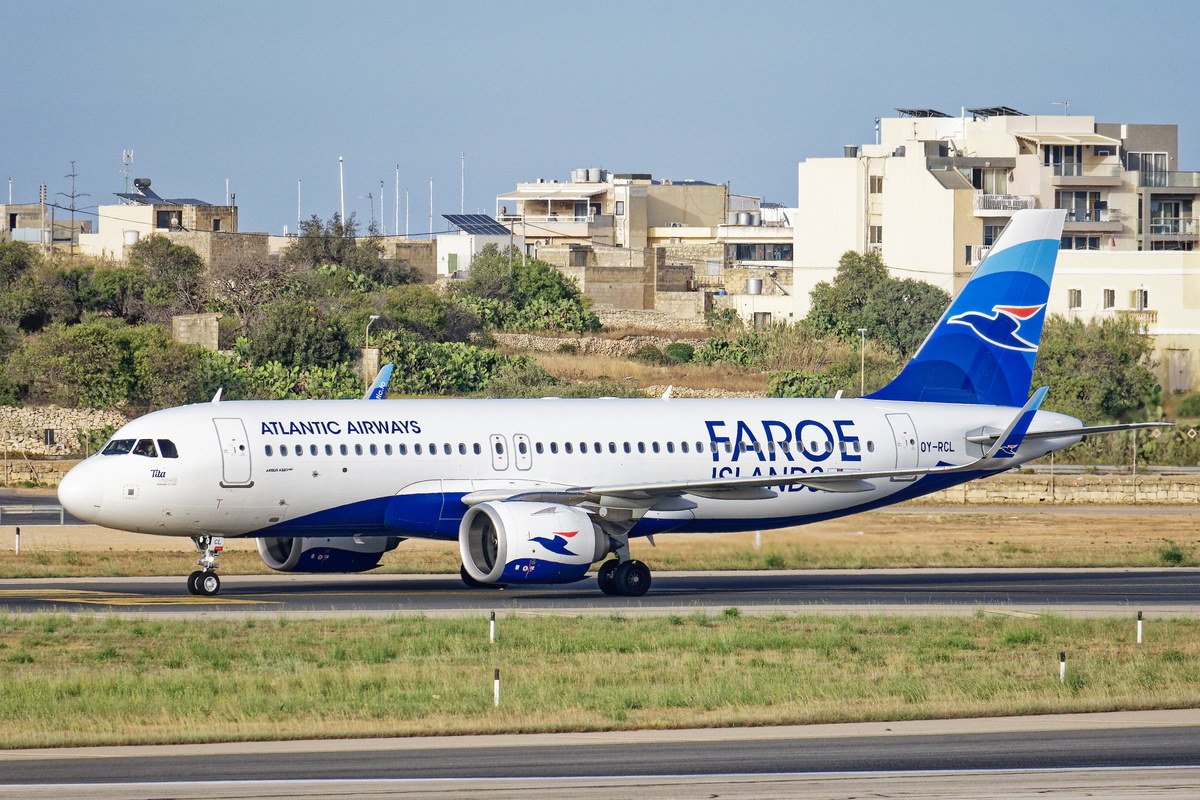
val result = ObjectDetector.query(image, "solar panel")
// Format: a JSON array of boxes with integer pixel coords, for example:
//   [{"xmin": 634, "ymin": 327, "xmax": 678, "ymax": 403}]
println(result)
[
  {"xmin": 896, "ymin": 108, "xmax": 950, "ymax": 118},
  {"xmin": 443, "ymin": 214, "xmax": 511, "ymax": 235},
  {"xmin": 967, "ymin": 107, "xmax": 1027, "ymax": 118}
]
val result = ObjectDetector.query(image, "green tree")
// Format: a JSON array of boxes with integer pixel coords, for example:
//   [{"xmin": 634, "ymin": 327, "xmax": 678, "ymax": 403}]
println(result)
[
  {"xmin": 1034, "ymin": 314, "xmax": 1158, "ymax": 421},
  {"xmin": 127, "ymin": 235, "xmax": 206, "ymax": 315},
  {"xmin": 243, "ymin": 299, "xmax": 351, "ymax": 369},
  {"xmin": 7, "ymin": 321, "xmax": 131, "ymax": 407},
  {"xmin": 0, "ymin": 240, "xmax": 39, "ymax": 290},
  {"xmin": 807, "ymin": 250, "xmax": 889, "ymax": 338},
  {"xmin": 862, "ymin": 277, "xmax": 950, "ymax": 358},
  {"xmin": 282, "ymin": 214, "xmax": 416, "ymax": 286}
]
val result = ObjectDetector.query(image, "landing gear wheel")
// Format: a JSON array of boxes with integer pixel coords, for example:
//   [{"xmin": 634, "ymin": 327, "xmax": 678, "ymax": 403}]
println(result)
[
  {"xmin": 614, "ymin": 559, "xmax": 651, "ymax": 597},
  {"xmin": 187, "ymin": 570, "xmax": 204, "ymax": 595},
  {"xmin": 195, "ymin": 572, "xmax": 221, "ymax": 597},
  {"xmin": 460, "ymin": 564, "xmax": 506, "ymax": 590},
  {"xmin": 597, "ymin": 560, "xmax": 619, "ymax": 595}
]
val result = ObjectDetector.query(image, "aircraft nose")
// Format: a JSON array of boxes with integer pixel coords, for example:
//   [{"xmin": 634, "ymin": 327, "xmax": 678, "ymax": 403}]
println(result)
[{"xmin": 58, "ymin": 462, "xmax": 104, "ymax": 522}]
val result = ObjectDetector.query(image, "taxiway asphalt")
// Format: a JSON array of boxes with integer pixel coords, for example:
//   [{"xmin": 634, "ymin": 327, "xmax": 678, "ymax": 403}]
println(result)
[{"xmin": 1, "ymin": 567, "xmax": 1198, "ymax": 618}]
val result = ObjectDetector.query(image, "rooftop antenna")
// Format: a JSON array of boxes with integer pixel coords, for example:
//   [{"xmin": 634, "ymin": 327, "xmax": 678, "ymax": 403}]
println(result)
[
  {"xmin": 339, "ymin": 156, "xmax": 345, "ymax": 224},
  {"xmin": 1052, "ymin": 100, "xmax": 1070, "ymax": 115},
  {"xmin": 57, "ymin": 161, "xmax": 89, "ymax": 256},
  {"xmin": 394, "ymin": 165, "xmax": 399, "ymax": 238},
  {"xmin": 380, "ymin": 181, "xmax": 385, "ymax": 234},
  {"xmin": 461, "ymin": 152, "xmax": 465, "ymax": 214},
  {"xmin": 297, "ymin": 179, "xmax": 301, "ymax": 231},
  {"xmin": 120, "ymin": 150, "xmax": 133, "ymax": 198},
  {"xmin": 359, "ymin": 192, "xmax": 374, "ymax": 229}
]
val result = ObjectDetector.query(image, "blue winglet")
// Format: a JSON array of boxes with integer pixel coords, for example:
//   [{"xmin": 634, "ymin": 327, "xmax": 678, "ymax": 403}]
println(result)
[
  {"xmin": 867, "ymin": 210, "xmax": 1067, "ymax": 406},
  {"xmin": 987, "ymin": 386, "xmax": 1048, "ymax": 460},
  {"xmin": 364, "ymin": 364, "xmax": 394, "ymax": 400}
]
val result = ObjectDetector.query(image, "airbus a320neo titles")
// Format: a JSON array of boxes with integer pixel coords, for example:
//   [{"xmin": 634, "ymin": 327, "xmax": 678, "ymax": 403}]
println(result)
[{"xmin": 58, "ymin": 210, "xmax": 1163, "ymax": 597}]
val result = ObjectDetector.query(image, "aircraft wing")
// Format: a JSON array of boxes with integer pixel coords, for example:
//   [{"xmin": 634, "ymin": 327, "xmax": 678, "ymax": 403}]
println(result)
[
  {"xmin": 966, "ymin": 421, "xmax": 1173, "ymax": 445},
  {"xmin": 463, "ymin": 389, "xmax": 1051, "ymax": 507}
]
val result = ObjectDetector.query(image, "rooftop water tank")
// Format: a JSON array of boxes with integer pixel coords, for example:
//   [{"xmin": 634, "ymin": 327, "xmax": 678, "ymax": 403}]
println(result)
[{"xmin": 746, "ymin": 278, "xmax": 763, "ymax": 295}]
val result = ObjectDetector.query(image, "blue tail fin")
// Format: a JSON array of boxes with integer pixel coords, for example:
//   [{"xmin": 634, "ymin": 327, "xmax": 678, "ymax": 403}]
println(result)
[
  {"xmin": 867, "ymin": 209, "xmax": 1066, "ymax": 407},
  {"xmin": 364, "ymin": 364, "xmax": 394, "ymax": 400}
]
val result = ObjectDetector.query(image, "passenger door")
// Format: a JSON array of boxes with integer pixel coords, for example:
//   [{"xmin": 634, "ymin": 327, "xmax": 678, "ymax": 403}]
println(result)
[
  {"xmin": 488, "ymin": 434, "xmax": 509, "ymax": 471},
  {"xmin": 213, "ymin": 418, "xmax": 253, "ymax": 487},
  {"xmin": 513, "ymin": 434, "xmax": 532, "ymax": 471},
  {"xmin": 886, "ymin": 413, "xmax": 918, "ymax": 481}
]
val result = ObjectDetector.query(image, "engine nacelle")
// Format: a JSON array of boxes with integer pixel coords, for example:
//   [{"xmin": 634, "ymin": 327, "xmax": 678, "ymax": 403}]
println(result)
[
  {"xmin": 256, "ymin": 536, "xmax": 401, "ymax": 573},
  {"xmin": 459, "ymin": 501, "xmax": 613, "ymax": 585}
]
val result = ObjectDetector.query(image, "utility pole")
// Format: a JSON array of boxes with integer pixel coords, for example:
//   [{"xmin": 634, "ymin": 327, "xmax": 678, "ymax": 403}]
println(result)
[
  {"xmin": 297, "ymin": 179, "xmax": 301, "ymax": 232},
  {"xmin": 405, "ymin": 189, "xmax": 409, "ymax": 237},
  {"xmin": 461, "ymin": 152, "xmax": 465, "ymax": 214},
  {"xmin": 339, "ymin": 157, "xmax": 345, "ymax": 224},
  {"xmin": 121, "ymin": 150, "xmax": 133, "ymax": 196},
  {"xmin": 39, "ymin": 182, "xmax": 47, "ymax": 255},
  {"xmin": 359, "ymin": 193, "xmax": 374, "ymax": 229},
  {"xmin": 395, "ymin": 165, "xmax": 399, "ymax": 237},
  {"xmin": 429, "ymin": 178, "xmax": 433, "ymax": 240},
  {"xmin": 380, "ymin": 181, "xmax": 385, "ymax": 233}
]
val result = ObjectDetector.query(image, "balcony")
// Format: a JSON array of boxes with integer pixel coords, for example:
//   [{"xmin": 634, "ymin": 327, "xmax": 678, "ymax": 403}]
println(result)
[
  {"xmin": 1050, "ymin": 163, "xmax": 1123, "ymax": 186},
  {"xmin": 497, "ymin": 213, "xmax": 614, "ymax": 241},
  {"xmin": 973, "ymin": 194, "xmax": 1038, "ymax": 216},
  {"xmin": 1116, "ymin": 308, "xmax": 1158, "ymax": 326},
  {"xmin": 1062, "ymin": 207, "xmax": 1123, "ymax": 233},
  {"xmin": 1137, "ymin": 171, "xmax": 1200, "ymax": 189},
  {"xmin": 1147, "ymin": 217, "xmax": 1200, "ymax": 236}
]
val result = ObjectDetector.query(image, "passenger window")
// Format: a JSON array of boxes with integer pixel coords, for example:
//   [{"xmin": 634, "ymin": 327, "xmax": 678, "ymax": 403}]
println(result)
[
  {"xmin": 340, "ymin": 444, "xmax": 348, "ymax": 456},
  {"xmin": 550, "ymin": 442, "xmax": 558, "ymax": 454},
  {"xmin": 157, "ymin": 439, "xmax": 179, "ymax": 458},
  {"xmin": 594, "ymin": 442, "xmax": 601, "ymax": 453},
  {"xmin": 280, "ymin": 446, "xmax": 288, "ymax": 457},
  {"xmin": 265, "ymin": 445, "xmax": 273, "ymax": 457},
  {"xmin": 495, "ymin": 441, "xmax": 504, "ymax": 455},
  {"xmin": 580, "ymin": 442, "xmax": 588, "ymax": 454},
  {"xmin": 444, "ymin": 443, "xmax": 451, "ymax": 454},
  {"xmin": 565, "ymin": 442, "xmax": 574, "ymax": 454},
  {"xmin": 724, "ymin": 443, "xmax": 732, "ymax": 453},
  {"xmin": 459, "ymin": 443, "xmax": 466, "ymax": 455},
  {"xmin": 415, "ymin": 444, "xmax": 423, "ymax": 455},
  {"xmin": 681, "ymin": 442, "xmax": 689, "ymax": 453},
  {"xmin": 666, "ymin": 442, "xmax": 675, "ymax": 453},
  {"xmin": 696, "ymin": 441, "xmax": 703, "ymax": 452},
  {"xmin": 325, "ymin": 444, "xmax": 333, "ymax": 456},
  {"xmin": 430, "ymin": 443, "xmax": 437, "ymax": 454},
  {"xmin": 867, "ymin": 441, "xmax": 874, "ymax": 453},
  {"xmin": 385, "ymin": 444, "xmax": 393, "ymax": 455},
  {"xmin": 132, "ymin": 439, "xmax": 158, "ymax": 457},
  {"xmin": 652, "ymin": 442, "xmax": 660, "ymax": 454},
  {"xmin": 518, "ymin": 441, "xmax": 528, "ymax": 455},
  {"xmin": 370, "ymin": 444, "xmax": 378, "ymax": 456},
  {"xmin": 608, "ymin": 442, "xmax": 616, "ymax": 453},
  {"xmin": 399, "ymin": 444, "xmax": 407, "ymax": 455},
  {"xmin": 624, "ymin": 442, "xmax": 631, "ymax": 454},
  {"xmin": 294, "ymin": 445, "xmax": 303, "ymax": 456},
  {"xmin": 310, "ymin": 445, "xmax": 318, "ymax": 456},
  {"xmin": 780, "ymin": 442, "xmax": 790, "ymax": 453},
  {"xmin": 825, "ymin": 441, "xmax": 832, "ymax": 453},
  {"xmin": 355, "ymin": 444, "xmax": 363, "ymax": 456},
  {"xmin": 536, "ymin": 442, "xmax": 544, "ymax": 454},
  {"xmin": 101, "ymin": 439, "xmax": 135, "ymax": 455},
  {"xmin": 637, "ymin": 442, "xmax": 646, "ymax": 454},
  {"xmin": 473, "ymin": 443, "xmax": 481, "ymax": 455}
]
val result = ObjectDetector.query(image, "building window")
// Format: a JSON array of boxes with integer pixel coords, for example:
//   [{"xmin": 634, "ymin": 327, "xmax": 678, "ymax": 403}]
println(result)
[
  {"xmin": 212, "ymin": 219, "xmax": 221, "ymax": 232},
  {"xmin": 1103, "ymin": 289, "xmax": 1115, "ymax": 309},
  {"xmin": 971, "ymin": 167, "xmax": 1008, "ymax": 195},
  {"xmin": 1068, "ymin": 288, "xmax": 1082, "ymax": 309},
  {"xmin": 1044, "ymin": 144, "xmax": 1082, "ymax": 176},
  {"xmin": 615, "ymin": 200, "xmax": 625, "ymax": 216},
  {"xmin": 1056, "ymin": 190, "xmax": 1102, "ymax": 222},
  {"xmin": 733, "ymin": 243, "xmax": 793, "ymax": 261},
  {"xmin": 1127, "ymin": 151, "xmax": 1168, "ymax": 173},
  {"xmin": 1060, "ymin": 236, "xmax": 1100, "ymax": 250},
  {"xmin": 869, "ymin": 175, "xmax": 884, "ymax": 194},
  {"xmin": 983, "ymin": 224, "xmax": 1004, "ymax": 247},
  {"xmin": 1131, "ymin": 289, "xmax": 1149, "ymax": 310},
  {"xmin": 869, "ymin": 226, "xmax": 883, "ymax": 245}
]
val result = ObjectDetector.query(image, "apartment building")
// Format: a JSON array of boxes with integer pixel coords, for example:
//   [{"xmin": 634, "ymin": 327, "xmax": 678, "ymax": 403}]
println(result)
[
  {"xmin": 795, "ymin": 108, "xmax": 1200, "ymax": 392},
  {"xmin": 497, "ymin": 170, "xmax": 795, "ymax": 320}
]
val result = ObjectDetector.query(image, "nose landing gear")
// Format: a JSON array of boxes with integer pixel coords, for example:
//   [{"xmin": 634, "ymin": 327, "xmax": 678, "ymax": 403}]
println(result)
[{"xmin": 188, "ymin": 535, "xmax": 225, "ymax": 596}]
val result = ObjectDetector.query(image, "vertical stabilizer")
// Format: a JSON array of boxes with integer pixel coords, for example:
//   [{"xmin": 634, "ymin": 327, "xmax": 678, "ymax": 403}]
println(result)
[{"xmin": 867, "ymin": 209, "xmax": 1066, "ymax": 407}]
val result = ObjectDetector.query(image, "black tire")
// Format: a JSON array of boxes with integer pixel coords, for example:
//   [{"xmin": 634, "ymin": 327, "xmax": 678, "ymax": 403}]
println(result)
[
  {"xmin": 187, "ymin": 570, "xmax": 204, "ymax": 595},
  {"xmin": 461, "ymin": 564, "xmax": 506, "ymax": 590},
  {"xmin": 597, "ymin": 560, "xmax": 619, "ymax": 595},
  {"xmin": 614, "ymin": 560, "xmax": 651, "ymax": 597},
  {"xmin": 196, "ymin": 572, "xmax": 221, "ymax": 597}
]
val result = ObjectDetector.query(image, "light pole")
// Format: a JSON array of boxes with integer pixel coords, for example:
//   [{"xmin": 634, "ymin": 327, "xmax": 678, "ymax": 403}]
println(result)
[
  {"xmin": 339, "ymin": 157, "xmax": 345, "ymax": 224},
  {"xmin": 857, "ymin": 328, "xmax": 867, "ymax": 396},
  {"xmin": 366, "ymin": 315, "xmax": 381, "ymax": 347}
]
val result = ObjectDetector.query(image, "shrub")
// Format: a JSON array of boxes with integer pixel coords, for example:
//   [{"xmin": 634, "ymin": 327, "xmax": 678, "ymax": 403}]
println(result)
[
  {"xmin": 663, "ymin": 342, "xmax": 695, "ymax": 363},
  {"xmin": 1176, "ymin": 393, "xmax": 1200, "ymax": 419},
  {"xmin": 629, "ymin": 344, "xmax": 666, "ymax": 365}
]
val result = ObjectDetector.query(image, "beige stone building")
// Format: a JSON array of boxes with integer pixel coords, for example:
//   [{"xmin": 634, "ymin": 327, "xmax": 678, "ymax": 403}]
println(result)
[
  {"xmin": 1, "ymin": 202, "xmax": 92, "ymax": 251},
  {"xmin": 496, "ymin": 170, "xmax": 795, "ymax": 320},
  {"xmin": 79, "ymin": 178, "xmax": 264, "ymax": 267},
  {"xmin": 794, "ymin": 108, "xmax": 1200, "ymax": 392}
]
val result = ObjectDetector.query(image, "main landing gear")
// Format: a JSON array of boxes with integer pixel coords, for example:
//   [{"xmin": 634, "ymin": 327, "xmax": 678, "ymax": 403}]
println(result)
[
  {"xmin": 187, "ymin": 535, "xmax": 225, "ymax": 597},
  {"xmin": 597, "ymin": 557, "xmax": 651, "ymax": 597}
]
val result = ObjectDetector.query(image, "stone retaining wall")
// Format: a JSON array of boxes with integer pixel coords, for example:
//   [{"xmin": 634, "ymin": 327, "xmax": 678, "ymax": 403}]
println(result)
[
  {"xmin": 2, "ymin": 407, "xmax": 130, "ymax": 458},
  {"xmin": 3, "ymin": 458, "xmax": 77, "ymax": 486},
  {"xmin": 492, "ymin": 332, "xmax": 706, "ymax": 358},
  {"xmin": 909, "ymin": 473, "xmax": 1200, "ymax": 505}
]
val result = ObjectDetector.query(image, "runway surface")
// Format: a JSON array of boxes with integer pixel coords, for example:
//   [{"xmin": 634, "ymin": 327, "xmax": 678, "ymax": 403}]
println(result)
[
  {"xmin": 1, "ymin": 710, "xmax": 1198, "ymax": 798},
  {"xmin": 1, "ymin": 567, "xmax": 1198, "ymax": 618}
]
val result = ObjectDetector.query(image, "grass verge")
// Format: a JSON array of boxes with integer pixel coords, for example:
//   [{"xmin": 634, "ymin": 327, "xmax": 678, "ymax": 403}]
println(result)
[{"xmin": 0, "ymin": 611, "xmax": 1196, "ymax": 747}]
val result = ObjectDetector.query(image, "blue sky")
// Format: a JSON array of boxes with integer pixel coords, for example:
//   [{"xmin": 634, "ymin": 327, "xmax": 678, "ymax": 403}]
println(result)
[{"xmin": 4, "ymin": 0, "xmax": 1198, "ymax": 236}]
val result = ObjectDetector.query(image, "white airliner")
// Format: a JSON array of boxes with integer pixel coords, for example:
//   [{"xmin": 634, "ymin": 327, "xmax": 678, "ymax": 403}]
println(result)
[{"xmin": 57, "ymin": 210, "xmax": 1162, "ymax": 597}]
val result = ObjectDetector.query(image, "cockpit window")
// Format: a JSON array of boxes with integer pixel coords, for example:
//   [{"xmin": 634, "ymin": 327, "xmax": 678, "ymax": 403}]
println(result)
[
  {"xmin": 158, "ymin": 439, "xmax": 179, "ymax": 458},
  {"xmin": 132, "ymin": 439, "xmax": 158, "ymax": 457},
  {"xmin": 101, "ymin": 439, "xmax": 135, "ymax": 456}
]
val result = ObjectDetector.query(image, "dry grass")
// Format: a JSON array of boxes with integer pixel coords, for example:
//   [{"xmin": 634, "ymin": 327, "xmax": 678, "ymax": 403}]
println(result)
[
  {"xmin": 0, "ymin": 612, "xmax": 1196, "ymax": 747},
  {"xmin": 1, "ymin": 508, "xmax": 1197, "ymax": 578}
]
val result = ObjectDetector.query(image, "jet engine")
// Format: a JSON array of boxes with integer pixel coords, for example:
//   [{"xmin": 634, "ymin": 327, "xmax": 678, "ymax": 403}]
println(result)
[
  {"xmin": 459, "ymin": 501, "xmax": 614, "ymax": 585},
  {"xmin": 256, "ymin": 536, "xmax": 401, "ymax": 573}
]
